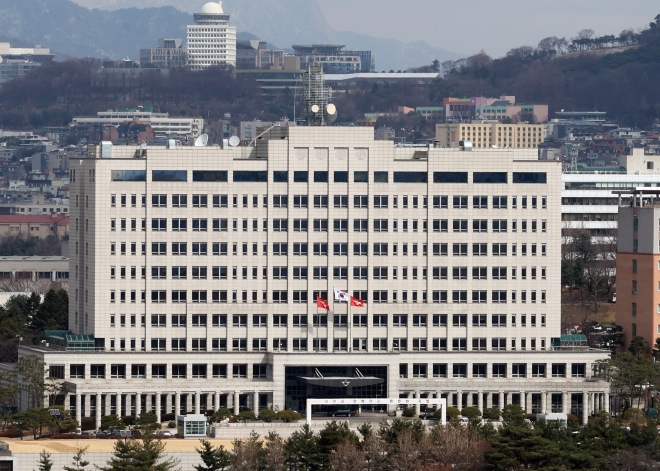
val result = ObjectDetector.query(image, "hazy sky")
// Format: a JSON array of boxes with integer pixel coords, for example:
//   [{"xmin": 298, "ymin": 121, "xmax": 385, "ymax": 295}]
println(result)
[{"xmin": 318, "ymin": 0, "xmax": 659, "ymax": 57}]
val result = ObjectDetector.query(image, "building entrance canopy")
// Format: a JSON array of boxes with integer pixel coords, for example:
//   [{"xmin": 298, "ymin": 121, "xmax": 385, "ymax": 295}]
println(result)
[{"xmin": 298, "ymin": 376, "xmax": 384, "ymax": 388}]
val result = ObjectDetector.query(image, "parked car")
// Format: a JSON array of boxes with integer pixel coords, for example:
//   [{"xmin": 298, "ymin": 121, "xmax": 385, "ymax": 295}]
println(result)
[
  {"xmin": 419, "ymin": 413, "xmax": 439, "ymax": 420},
  {"xmin": 327, "ymin": 409, "xmax": 356, "ymax": 417},
  {"xmin": 158, "ymin": 430, "xmax": 173, "ymax": 438}
]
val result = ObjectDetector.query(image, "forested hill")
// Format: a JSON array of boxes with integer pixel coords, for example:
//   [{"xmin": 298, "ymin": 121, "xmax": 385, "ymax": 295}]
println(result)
[
  {"xmin": 430, "ymin": 14, "xmax": 660, "ymax": 129},
  {"xmin": 1, "ymin": 14, "xmax": 660, "ymax": 130}
]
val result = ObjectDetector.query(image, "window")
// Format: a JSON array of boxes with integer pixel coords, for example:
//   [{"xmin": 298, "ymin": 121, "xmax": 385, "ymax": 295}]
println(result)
[
  {"xmin": 314, "ymin": 195, "xmax": 328, "ymax": 208},
  {"xmin": 453, "ymin": 220, "xmax": 467, "ymax": 232},
  {"xmin": 453, "ymin": 196, "xmax": 468, "ymax": 208},
  {"xmin": 452, "ymin": 291, "xmax": 467, "ymax": 303},
  {"xmin": 151, "ymin": 194, "xmax": 167, "ymax": 207},
  {"xmin": 131, "ymin": 364, "xmax": 146, "ymax": 379},
  {"xmin": 333, "ymin": 195, "xmax": 348, "ymax": 208},
  {"xmin": 192, "ymin": 314, "xmax": 207, "ymax": 326},
  {"xmin": 314, "ymin": 219, "xmax": 328, "ymax": 232},
  {"xmin": 373, "ymin": 291, "xmax": 388, "ymax": 303},
  {"xmin": 472, "ymin": 290, "xmax": 487, "ymax": 303},
  {"xmin": 373, "ymin": 195, "xmax": 388, "ymax": 208},
  {"xmin": 412, "ymin": 314, "xmax": 427, "ymax": 326},
  {"xmin": 334, "ymin": 219, "xmax": 348, "ymax": 232},
  {"xmin": 69, "ymin": 364, "xmax": 85, "ymax": 379},
  {"xmin": 492, "ymin": 364, "xmax": 506, "ymax": 378},
  {"xmin": 513, "ymin": 172, "xmax": 547, "ymax": 184},
  {"xmin": 151, "ymin": 314, "xmax": 166, "ymax": 327},
  {"xmin": 492, "ymin": 291, "xmax": 507, "ymax": 303},
  {"xmin": 532, "ymin": 364, "xmax": 546, "ymax": 378},
  {"xmin": 172, "ymin": 218, "xmax": 187, "ymax": 231},
  {"xmin": 434, "ymin": 267, "xmax": 448, "ymax": 280},
  {"xmin": 453, "ymin": 266, "xmax": 467, "ymax": 280},
  {"xmin": 492, "ymin": 314, "xmax": 507, "ymax": 327},
  {"xmin": 171, "ymin": 338, "xmax": 187, "ymax": 351},
  {"xmin": 492, "ymin": 338, "xmax": 506, "ymax": 351},
  {"xmin": 492, "ymin": 244, "xmax": 507, "ymax": 256},
  {"xmin": 571, "ymin": 364, "xmax": 586, "ymax": 377},
  {"xmin": 432, "ymin": 291, "xmax": 448, "ymax": 303},
  {"xmin": 192, "ymin": 219, "xmax": 207, "ymax": 231},
  {"xmin": 452, "ymin": 364, "xmax": 467, "ymax": 377},
  {"xmin": 435, "ymin": 172, "xmax": 467, "ymax": 183},
  {"xmin": 552, "ymin": 364, "xmax": 566, "ymax": 377},
  {"xmin": 453, "ymin": 244, "xmax": 467, "ymax": 256},
  {"xmin": 393, "ymin": 314, "xmax": 408, "ymax": 326},
  {"xmin": 273, "ymin": 243, "xmax": 287, "ymax": 256},
  {"xmin": 293, "ymin": 243, "xmax": 308, "ymax": 256},
  {"xmin": 374, "ymin": 219, "xmax": 388, "ymax": 232},
  {"xmin": 512, "ymin": 364, "xmax": 527, "ymax": 377},
  {"xmin": 452, "ymin": 314, "xmax": 467, "ymax": 326},
  {"xmin": 171, "ymin": 243, "xmax": 187, "ymax": 255},
  {"xmin": 313, "ymin": 243, "xmax": 328, "ymax": 256},
  {"xmin": 492, "ymin": 196, "xmax": 507, "ymax": 208},
  {"xmin": 472, "ymin": 244, "xmax": 487, "ymax": 256},
  {"xmin": 392, "ymin": 338, "xmax": 407, "ymax": 351}
]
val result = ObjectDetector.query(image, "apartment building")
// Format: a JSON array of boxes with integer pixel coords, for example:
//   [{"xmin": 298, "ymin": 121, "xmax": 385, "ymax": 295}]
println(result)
[
  {"xmin": 13, "ymin": 127, "xmax": 609, "ymax": 429},
  {"xmin": 436, "ymin": 121, "xmax": 545, "ymax": 149},
  {"xmin": 187, "ymin": 2, "xmax": 237, "ymax": 70}
]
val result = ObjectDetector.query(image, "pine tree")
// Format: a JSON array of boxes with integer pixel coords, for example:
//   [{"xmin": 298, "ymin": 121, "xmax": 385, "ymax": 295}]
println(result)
[
  {"xmin": 133, "ymin": 436, "xmax": 180, "ymax": 471},
  {"xmin": 99, "ymin": 439, "xmax": 135, "ymax": 471},
  {"xmin": 194, "ymin": 439, "xmax": 230, "ymax": 471},
  {"xmin": 284, "ymin": 424, "xmax": 322, "ymax": 471},
  {"xmin": 36, "ymin": 449, "xmax": 53, "ymax": 471},
  {"xmin": 63, "ymin": 445, "xmax": 90, "ymax": 471}
]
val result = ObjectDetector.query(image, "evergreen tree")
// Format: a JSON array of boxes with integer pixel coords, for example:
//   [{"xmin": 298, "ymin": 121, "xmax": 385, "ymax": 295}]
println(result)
[
  {"xmin": 318, "ymin": 421, "xmax": 359, "ymax": 457},
  {"xmin": 100, "ymin": 414, "xmax": 125, "ymax": 431},
  {"xmin": 133, "ymin": 436, "xmax": 180, "ymax": 471},
  {"xmin": 32, "ymin": 289, "xmax": 67, "ymax": 333},
  {"xmin": 36, "ymin": 449, "xmax": 53, "ymax": 471},
  {"xmin": 100, "ymin": 439, "xmax": 135, "ymax": 471},
  {"xmin": 284, "ymin": 424, "xmax": 323, "ymax": 471},
  {"xmin": 63, "ymin": 445, "xmax": 90, "ymax": 471},
  {"xmin": 194, "ymin": 439, "xmax": 230, "ymax": 471}
]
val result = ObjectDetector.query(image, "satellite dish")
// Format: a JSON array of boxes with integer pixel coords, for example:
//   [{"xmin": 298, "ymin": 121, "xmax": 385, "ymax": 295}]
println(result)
[
  {"xmin": 326, "ymin": 103, "xmax": 338, "ymax": 124},
  {"xmin": 311, "ymin": 104, "xmax": 320, "ymax": 114},
  {"xmin": 194, "ymin": 133, "xmax": 209, "ymax": 147},
  {"xmin": 228, "ymin": 136, "xmax": 240, "ymax": 147}
]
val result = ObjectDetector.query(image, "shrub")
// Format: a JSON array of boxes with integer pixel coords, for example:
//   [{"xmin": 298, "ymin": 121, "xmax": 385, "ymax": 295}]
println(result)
[
  {"xmin": 402, "ymin": 408, "xmax": 416, "ymax": 418},
  {"xmin": 167, "ymin": 421, "xmax": 176, "ymax": 428},
  {"xmin": 567, "ymin": 414, "xmax": 579, "ymax": 426},
  {"xmin": 211, "ymin": 408, "xmax": 234, "ymax": 422},
  {"xmin": 237, "ymin": 411, "xmax": 256, "ymax": 423},
  {"xmin": 623, "ymin": 408, "xmax": 644, "ymax": 420},
  {"xmin": 277, "ymin": 410, "xmax": 302, "ymax": 422},
  {"xmin": 482, "ymin": 407, "xmax": 501, "ymax": 421},
  {"xmin": 446, "ymin": 407, "xmax": 461, "ymax": 421},
  {"xmin": 433, "ymin": 408, "xmax": 444, "ymax": 419},
  {"xmin": 460, "ymin": 407, "xmax": 482, "ymax": 419},
  {"xmin": 258, "ymin": 409, "xmax": 278, "ymax": 423}
]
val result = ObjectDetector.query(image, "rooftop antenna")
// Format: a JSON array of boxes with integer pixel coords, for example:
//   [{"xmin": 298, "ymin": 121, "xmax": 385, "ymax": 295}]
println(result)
[
  {"xmin": 194, "ymin": 133, "xmax": 209, "ymax": 147},
  {"xmin": 302, "ymin": 64, "xmax": 336, "ymax": 126},
  {"xmin": 139, "ymin": 141, "xmax": 147, "ymax": 158}
]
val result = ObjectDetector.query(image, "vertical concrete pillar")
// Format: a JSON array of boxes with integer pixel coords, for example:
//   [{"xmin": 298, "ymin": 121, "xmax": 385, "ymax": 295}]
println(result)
[
  {"xmin": 75, "ymin": 393, "xmax": 81, "ymax": 427},
  {"xmin": 604, "ymin": 392, "xmax": 610, "ymax": 413},
  {"xmin": 84, "ymin": 393, "xmax": 91, "ymax": 418},
  {"xmin": 95, "ymin": 393, "xmax": 102, "ymax": 431},
  {"xmin": 227, "ymin": 392, "xmax": 233, "ymax": 411},
  {"xmin": 146, "ymin": 394, "xmax": 153, "ymax": 415},
  {"xmin": 254, "ymin": 391, "xmax": 260, "ymax": 415},
  {"xmin": 125, "ymin": 394, "xmax": 132, "ymax": 418},
  {"xmin": 498, "ymin": 391, "xmax": 504, "ymax": 410},
  {"xmin": 165, "ymin": 393, "xmax": 172, "ymax": 415},
  {"xmin": 174, "ymin": 392, "xmax": 181, "ymax": 417},
  {"xmin": 456, "ymin": 391, "xmax": 463, "ymax": 410},
  {"xmin": 506, "ymin": 392, "xmax": 512, "ymax": 407},
  {"xmin": 541, "ymin": 392, "xmax": 548, "ymax": 414},
  {"xmin": 195, "ymin": 392, "xmax": 201, "ymax": 414},
  {"xmin": 234, "ymin": 391, "xmax": 240, "ymax": 416},
  {"xmin": 562, "ymin": 391, "xmax": 568, "ymax": 414},
  {"xmin": 582, "ymin": 392, "xmax": 589, "ymax": 425},
  {"xmin": 155, "ymin": 394, "xmax": 162, "ymax": 423},
  {"xmin": 526, "ymin": 392, "xmax": 532, "ymax": 414},
  {"xmin": 215, "ymin": 392, "xmax": 221, "ymax": 412},
  {"xmin": 135, "ymin": 394, "xmax": 141, "ymax": 418},
  {"xmin": 477, "ymin": 391, "xmax": 484, "ymax": 412},
  {"xmin": 105, "ymin": 394, "xmax": 112, "ymax": 417}
]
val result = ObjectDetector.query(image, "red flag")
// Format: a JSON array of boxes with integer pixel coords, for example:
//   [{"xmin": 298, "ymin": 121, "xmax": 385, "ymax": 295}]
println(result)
[
  {"xmin": 350, "ymin": 296, "xmax": 365, "ymax": 307},
  {"xmin": 317, "ymin": 296, "xmax": 330, "ymax": 311}
]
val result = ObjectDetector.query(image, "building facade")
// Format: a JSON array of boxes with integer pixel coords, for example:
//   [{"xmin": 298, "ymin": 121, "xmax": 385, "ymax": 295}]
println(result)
[
  {"xmin": 72, "ymin": 110, "xmax": 203, "ymax": 139},
  {"xmin": 0, "ymin": 43, "xmax": 54, "ymax": 88},
  {"xmin": 139, "ymin": 39, "xmax": 187, "ymax": 69},
  {"xmin": 0, "ymin": 214, "xmax": 68, "ymax": 239},
  {"xmin": 436, "ymin": 121, "xmax": 546, "ymax": 149},
  {"xmin": 187, "ymin": 2, "xmax": 237, "ymax": 70},
  {"xmin": 615, "ymin": 189, "xmax": 660, "ymax": 349},
  {"xmin": 14, "ymin": 127, "xmax": 609, "ymax": 429}
]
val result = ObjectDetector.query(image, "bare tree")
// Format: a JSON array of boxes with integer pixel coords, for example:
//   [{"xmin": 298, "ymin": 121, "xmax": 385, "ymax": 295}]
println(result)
[
  {"xmin": 577, "ymin": 29, "xmax": 595, "ymax": 40},
  {"xmin": 389, "ymin": 429, "xmax": 423, "ymax": 471},
  {"xmin": 263, "ymin": 432, "xmax": 287, "ymax": 471},
  {"xmin": 362, "ymin": 434, "xmax": 389, "ymax": 471},
  {"xmin": 231, "ymin": 432, "xmax": 264, "ymax": 471},
  {"xmin": 426, "ymin": 424, "xmax": 487, "ymax": 471},
  {"xmin": 329, "ymin": 440, "xmax": 365, "ymax": 471}
]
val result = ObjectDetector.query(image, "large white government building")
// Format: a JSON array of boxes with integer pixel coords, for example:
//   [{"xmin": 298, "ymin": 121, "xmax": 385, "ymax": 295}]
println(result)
[
  {"xmin": 187, "ymin": 2, "xmax": 237, "ymax": 70},
  {"xmin": 13, "ymin": 126, "xmax": 610, "ymax": 429}
]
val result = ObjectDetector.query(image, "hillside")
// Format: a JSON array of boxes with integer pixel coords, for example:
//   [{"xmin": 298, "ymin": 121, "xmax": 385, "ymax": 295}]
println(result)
[{"xmin": 0, "ymin": 0, "xmax": 461, "ymax": 71}]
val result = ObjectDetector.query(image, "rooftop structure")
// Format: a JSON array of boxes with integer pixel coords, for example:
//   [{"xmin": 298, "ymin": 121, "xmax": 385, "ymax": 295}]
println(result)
[{"xmin": 139, "ymin": 39, "xmax": 187, "ymax": 69}]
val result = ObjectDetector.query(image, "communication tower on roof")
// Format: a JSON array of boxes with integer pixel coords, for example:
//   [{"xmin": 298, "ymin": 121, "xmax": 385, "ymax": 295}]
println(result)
[{"xmin": 302, "ymin": 65, "xmax": 337, "ymax": 126}]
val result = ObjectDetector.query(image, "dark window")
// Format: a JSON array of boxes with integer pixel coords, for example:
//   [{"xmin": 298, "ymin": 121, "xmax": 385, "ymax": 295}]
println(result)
[
  {"xmin": 354, "ymin": 171, "xmax": 368, "ymax": 182},
  {"xmin": 334, "ymin": 171, "xmax": 348, "ymax": 182},
  {"xmin": 513, "ymin": 172, "xmax": 547, "ymax": 184},
  {"xmin": 314, "ymin": 171, "xmax": 328, "ymax": 182},
  {"xmin": 294, "ymin": 171, "xmax": 308, "ymax": 182},
  {"xmin": 152, "ymin": 170, "xmax": 186, "ymax": 182},
  {"xmin": 393, "ymin": 172, "xmax": 427, "ymax": 183},
  {"xmin": 473, "ymin": 172, "xmax": 507, "ymax": 183},
  {"xmin": 273, "ymin": 171, "xmax": 288, "ymax": 182},
  {"xmin": 233, "ymin": 171, "xmax": 267, "ymax": 182},
  {"xmin": 374, "ymin": 171, "xmax": 388, "ymax": 183},
  {"xmin": 434, "ymin": 172, "xmax": 468, "ymax": 183},
  {"xmin": 111, "ymin": 170, "xmax": 146, "ymax": 182},
  {"xmin": 192, "ymin": 171, "xmax": 227, "ymax": 182}
]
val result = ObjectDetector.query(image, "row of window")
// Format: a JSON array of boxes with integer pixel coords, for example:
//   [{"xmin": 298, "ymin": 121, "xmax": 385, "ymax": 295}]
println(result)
[
  {"xmin": 108, "ymin": 288, "xmax": 546, "ymax": 304},
  {"xmin": 119, "ymin": 265, "xmax": 547, "ymax": 281},
  {"xmin": 108, "ymin": 241, "xmax": 548, "ymax": 257},
  {"xmin": 60, "ymin": 361, "xmax": 583, "ymax": 381},
  {"xmin": 130, "ymin": 194, "xmax": 547, "ymax": 210},
  {"xmin": 110, "ymin": 170, "xmax": 547, "ymax": 185},
  {"xmin": 112, "ymin": 217, "xmax": 547, "ymax": 234},
  {"xmin": 110, "ymin": 313, "xmax": 547, "ymax": 329}
]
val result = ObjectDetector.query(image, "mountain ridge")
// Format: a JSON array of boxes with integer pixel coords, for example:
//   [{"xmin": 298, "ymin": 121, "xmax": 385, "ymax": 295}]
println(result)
[{"xmin": 0, "ymin": 0, "xmax": 462, "ymax": 70}]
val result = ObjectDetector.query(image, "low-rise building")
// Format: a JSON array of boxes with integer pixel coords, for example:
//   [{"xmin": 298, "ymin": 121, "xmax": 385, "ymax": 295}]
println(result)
[
  {"xmin": 436, "ymin": 121, "xmax": 545, "ymax": 149},
  {"xmin": 139, "ymin": 39, "xmax": 187, "ymax": 69},
  {"xmin": 0, "ymin": 43, "xmax": 54, "ymax": 88},
  {"xmin": 72, "ymin": 110, "xmax": 203, "ymax": 139},
  {"xmin": 0, "ymin": 214, "xmax": 68, "ymax": 239}
]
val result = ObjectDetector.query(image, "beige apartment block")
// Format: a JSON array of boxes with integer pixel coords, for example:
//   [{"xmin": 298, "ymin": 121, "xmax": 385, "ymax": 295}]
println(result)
[
  {"xmin": 11, "ymin": 126, "xmax": 609, "ymax": 430},
  {"xmin": 436, "ymin": 121, "xmax": 545, "ymax": 149}
]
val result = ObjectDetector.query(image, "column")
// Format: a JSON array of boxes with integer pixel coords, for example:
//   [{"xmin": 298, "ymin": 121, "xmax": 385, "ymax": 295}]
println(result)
[
  {"xmin": 525, "ymin": 392, "xmax": 532, "ymax": 414},
  {"xmin": 506, "ymin": 392, "xmax": 512, "ymax": 407},
  {"xmin": 234, "ymin": 391, "xmax": 240, "ymax": 416},
  {"xmin": 456, "ymin": 391, "xmax": 463, "ymax": 410},
  {"xmin": 195, "ymin": 392, "xmax": 201, "ymax": 415},
  {"xmin": 582, "ymin": 392, "xmax": 589, "ymax": 425},
  {"xmin": 146, "ymin": 394, "xmax": 153, "ymax": 415},
  {"xmin": 126, "ymin": 394, "xmax": 132, "ymax": 418},
  {"xmin": 604, "ymin": 392, "xmax": 610, "ymax": 413},
  {"xmin": 84, "ymin": 393, "xmax": 91, "ymax": 418},
  {"xmin": 562, "ymin": 391, "xmax": 568, "ymax": 414},
  {"xmin": 498, "ymin": 391, "xmax": 504, "ymax": 410},
  {"xmin": 166, "ymin": 393, "xmax": 172, "ymax": 415},
  {"xmin": 135, "ymin": 394, "xmax": 141, "ymax": 418},
  {"xmin": 95, "ymin": 393, "xmax": 102, "ymax": 431},
  {"xmin": 155, "ymin": 394, "xmax": 162, "ymax": 423},
  {"xmin": 477, "ymin": 391, "xmax": 484, "ymax": 413},
  {"xmin": 541, "ymin": 392, "xmax": 548, "ymax": 414},
  {"xmin": 253, "ymin": 391, "xmax": 260, "ymax": 415},
  {"xmin": 174, "ymin": 392, "xmax": 181, "ymax": 417},
  {"xmin": 414, "ymin": 391, "xmax": 421, "ymax": 415},
  {"xmin": 215, "ymin": 392, "xmax": 221, "ymax": 412},
  {"xmin": 520, "ymin": 392, "xmax": 526, "ymax": 412},
  {"xmin": 227, "ymin": 392, "xmax": 233, "ymax": 411},
  {"xmin": 75, "ymin": 393, "xmax": 81, "ymax": 426},
  {"xmin": 105, "ymin": 394, "xmax": 112, "ymax": 417}
]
